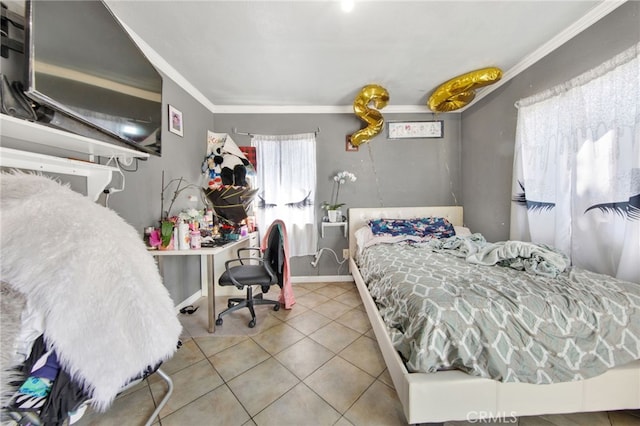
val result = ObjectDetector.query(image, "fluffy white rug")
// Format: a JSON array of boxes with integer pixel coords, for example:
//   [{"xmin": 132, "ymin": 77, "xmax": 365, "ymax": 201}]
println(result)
[
  {"xmin": 0, "ymin": 281, "xmax": 27, "ymax": 408},
  {"xmin": 0, "ymin": 172, "xmax": 182, "ymax": 411}
]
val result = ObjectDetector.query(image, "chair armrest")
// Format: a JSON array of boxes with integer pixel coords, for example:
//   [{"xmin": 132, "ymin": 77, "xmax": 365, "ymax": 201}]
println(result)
[{"xmin": 237, "ymin": 247, "xmax": 261, "ymax": 264}]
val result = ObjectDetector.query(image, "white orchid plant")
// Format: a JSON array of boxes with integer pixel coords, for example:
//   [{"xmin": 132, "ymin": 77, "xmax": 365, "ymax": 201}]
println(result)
[{"xmin": 322, "ymin": 171, "xmax": 357, "ymax": 210}]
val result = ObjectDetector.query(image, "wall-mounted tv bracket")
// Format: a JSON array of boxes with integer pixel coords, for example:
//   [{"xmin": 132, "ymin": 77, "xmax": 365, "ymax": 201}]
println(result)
[{"xmin": 1, "ymin": 2, "xmax": 25, "ymax": 59}]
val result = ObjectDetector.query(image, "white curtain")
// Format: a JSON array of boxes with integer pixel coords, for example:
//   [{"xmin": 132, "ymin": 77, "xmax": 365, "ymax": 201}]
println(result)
[
  {"xmin": 511, "ymin": 42, "xmax": 640, "ymax": 283},
  {"xmin": 251, "ymin": 133, "xmax": 317, "ymax": 257}
]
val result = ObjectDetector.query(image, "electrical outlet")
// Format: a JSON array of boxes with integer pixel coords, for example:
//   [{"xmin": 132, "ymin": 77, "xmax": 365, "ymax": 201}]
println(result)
[{"xmin": 343, "ymin": 249, "xmax": 350, "ymax": 260}]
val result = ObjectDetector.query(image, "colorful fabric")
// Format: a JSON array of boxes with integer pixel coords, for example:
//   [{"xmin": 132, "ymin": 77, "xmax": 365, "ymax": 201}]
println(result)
[{"xmin": 368, "ymin": 217, "xmax": 455, "ymax": 239}]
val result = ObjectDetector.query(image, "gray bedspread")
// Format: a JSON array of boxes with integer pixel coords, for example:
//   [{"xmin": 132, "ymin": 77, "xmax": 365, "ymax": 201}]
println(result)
[{"xmin": 357, "ymin": 236, "xmax": 640, "ymax": 384}]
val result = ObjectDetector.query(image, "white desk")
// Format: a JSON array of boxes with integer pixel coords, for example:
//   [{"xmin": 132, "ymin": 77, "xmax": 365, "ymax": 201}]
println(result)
[{"xmin": 151, "ymin": 237, "xmax": 249, "ymax": 333}]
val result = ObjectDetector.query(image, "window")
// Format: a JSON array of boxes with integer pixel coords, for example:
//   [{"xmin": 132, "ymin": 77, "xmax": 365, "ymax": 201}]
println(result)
[{"xmin": 251, "ymin": 133, "xmax": 317, "ymax": 257}]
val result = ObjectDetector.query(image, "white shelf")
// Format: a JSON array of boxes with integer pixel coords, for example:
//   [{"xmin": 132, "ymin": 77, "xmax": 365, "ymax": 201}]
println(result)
[
  {"xmin": 0, "ymin": 147, "xmax": 119, "ymax": 201},
  {"xmin": 0, "ymin": 114, "xmax": 149, "ymax": 162},
  {"xmin": 321, "ymin": 222, "xmax": 348, "ymax": 238}
]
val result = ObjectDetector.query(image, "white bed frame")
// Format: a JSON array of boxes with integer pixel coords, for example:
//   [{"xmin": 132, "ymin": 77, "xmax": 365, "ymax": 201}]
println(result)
[{"xmin": 348, "ymin": 206, "xmax": 640, "ymax": 424}]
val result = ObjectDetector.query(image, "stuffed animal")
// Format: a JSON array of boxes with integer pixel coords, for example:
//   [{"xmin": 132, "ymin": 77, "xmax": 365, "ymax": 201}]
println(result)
[{"xmin": 202, "ymin": 132, "xmax": 252, "ymax": 188}]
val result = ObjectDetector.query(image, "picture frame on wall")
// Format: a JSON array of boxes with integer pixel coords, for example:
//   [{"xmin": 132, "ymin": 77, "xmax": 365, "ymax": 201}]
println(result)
[
  {"xmin": 168, "ymin": 105, "xmax": 183, "ymax": 136},
  {"xmin": 388, "ymin": 120, "xmax": 443, "ymax": 139},
  {"xmin": 345, "ymin": 135, "xmax": 359, "ymax": 152}
]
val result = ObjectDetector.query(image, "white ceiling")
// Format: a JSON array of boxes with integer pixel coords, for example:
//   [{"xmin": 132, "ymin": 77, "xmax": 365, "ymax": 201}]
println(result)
[{"xmin": 105, "ymin": 0, "xmax": 619, "ymax": 113}]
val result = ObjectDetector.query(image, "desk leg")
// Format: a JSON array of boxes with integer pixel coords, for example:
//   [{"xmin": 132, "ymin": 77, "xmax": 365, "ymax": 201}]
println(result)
[{"xmin": 204, "ymin": 254, "xmax": 216, "ymax": 333}]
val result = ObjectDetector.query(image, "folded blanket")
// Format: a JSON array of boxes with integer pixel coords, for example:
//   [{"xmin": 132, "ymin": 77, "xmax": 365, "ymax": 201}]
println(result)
[{"xmin": 467, "ymin": 240, "xmax": 569, "ymax": 277}]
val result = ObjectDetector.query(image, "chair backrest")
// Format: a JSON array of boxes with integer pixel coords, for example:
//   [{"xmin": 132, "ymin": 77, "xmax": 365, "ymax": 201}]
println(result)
[{"xmin": 262, "ymin": 222, "xmax": 286, "ymax": 282}]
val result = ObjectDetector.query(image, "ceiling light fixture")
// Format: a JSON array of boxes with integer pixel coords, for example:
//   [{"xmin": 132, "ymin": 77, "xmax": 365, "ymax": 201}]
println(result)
[{"xmin": 341, "ymin": 0, "xmax": 354, "ymax": 13}]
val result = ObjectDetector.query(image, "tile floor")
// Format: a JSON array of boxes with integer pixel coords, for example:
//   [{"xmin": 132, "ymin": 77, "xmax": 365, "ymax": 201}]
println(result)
[{"xmin": 76, "ymin": 282, "xmax": 640, "ymax": 426}]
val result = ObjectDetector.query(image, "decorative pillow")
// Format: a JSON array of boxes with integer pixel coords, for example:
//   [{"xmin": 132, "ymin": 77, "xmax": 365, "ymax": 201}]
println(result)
[{"xmin": 368, "ymin": 217, "xmax": 456, "ymax": 239}]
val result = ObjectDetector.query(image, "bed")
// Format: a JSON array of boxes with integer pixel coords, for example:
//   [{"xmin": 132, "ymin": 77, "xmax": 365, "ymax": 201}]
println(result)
[{"xmin": 348, "ymin": 206, "xmax": 640, "ymax": 424}]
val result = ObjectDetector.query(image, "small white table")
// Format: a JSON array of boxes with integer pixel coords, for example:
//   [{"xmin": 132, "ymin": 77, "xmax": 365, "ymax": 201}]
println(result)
[
  {"xmin": 150, "ymin": 237, "xmax": 249, "ymax": 333},
  {"xmin": 321, "ymin": 222, "xmax": 348, "ymax": 238}
]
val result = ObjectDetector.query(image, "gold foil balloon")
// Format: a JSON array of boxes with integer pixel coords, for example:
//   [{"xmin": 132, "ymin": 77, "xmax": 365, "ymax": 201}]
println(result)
[
  {"xmin": 428, "ymin": 67, "xmax": 502, "ymax": 112},
  {"xmin": 350, "ymin": 84, "xmax": 390, "ymax": 147}
]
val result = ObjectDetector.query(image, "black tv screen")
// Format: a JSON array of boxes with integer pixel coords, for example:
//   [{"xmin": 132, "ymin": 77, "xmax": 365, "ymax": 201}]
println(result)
[{"xmin": 24, "ymin": 0, "xmax": 163, "ymax": 156}]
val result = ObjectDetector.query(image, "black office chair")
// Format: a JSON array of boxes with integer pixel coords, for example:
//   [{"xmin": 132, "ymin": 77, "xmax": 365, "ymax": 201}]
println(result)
[{"xmin": 215, "ymin": 226, "xmax": 283, "ymax": 328}]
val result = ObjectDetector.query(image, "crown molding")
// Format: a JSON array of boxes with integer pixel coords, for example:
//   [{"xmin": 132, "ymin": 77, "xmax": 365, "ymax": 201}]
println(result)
[
  {"xmin": 118, "ymin": 0, "xmax": 626, "ymax": 116},
  {"xmin": 211, "ymin": 104, "xmax": 449, "ymax": 115}
]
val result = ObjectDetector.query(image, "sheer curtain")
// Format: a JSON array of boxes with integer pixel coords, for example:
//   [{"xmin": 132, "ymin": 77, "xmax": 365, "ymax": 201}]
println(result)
[
  {"xmin": 511, "ymin": 42, "xmax": 639, "ymax": 283},
  {"xmin": 251, "ymin": 133, "xmax": 317, "ymax": 257}
]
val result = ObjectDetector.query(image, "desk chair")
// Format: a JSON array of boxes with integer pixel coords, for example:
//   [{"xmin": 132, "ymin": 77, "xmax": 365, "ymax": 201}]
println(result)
[{"xmin": 215, "ymin": 226, "xmax": 283, "ymax": 328}]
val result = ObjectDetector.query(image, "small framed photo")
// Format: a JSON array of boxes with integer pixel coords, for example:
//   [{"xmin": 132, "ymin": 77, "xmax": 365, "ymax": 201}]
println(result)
[
  {"xmin": 168, "ymin": 105, "xmax": 183, "ymax": 136},
  {"xmin": 345, "ymin": 135, "xmax": 359, "ymax": 152},
  {"xmin": 388, "ymin": 120, "xmax": 444, "ymax": 139}
]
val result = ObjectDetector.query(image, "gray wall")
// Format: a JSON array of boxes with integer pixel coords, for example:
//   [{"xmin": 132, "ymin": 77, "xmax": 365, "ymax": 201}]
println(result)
[
  {"xmin": 103, "ymin": 74, "xmax": 215, "ymax": 304},
  {"xmin": 460, "ymin": 2, "xmax": 640, "ymax": 242},
  {"xmin": 212, "ymin": 113, "xmax": 461, "ymax": 275}
]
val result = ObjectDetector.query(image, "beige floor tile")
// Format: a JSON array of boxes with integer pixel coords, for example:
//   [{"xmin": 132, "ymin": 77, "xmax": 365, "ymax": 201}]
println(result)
[
  {"xmin": 227, "ymin": 358, "xmax": 299, "ymax": 416},
  {"xmin": 75, "ymin": 385, "xmax": 156, "ymax": 426},
  {"xmin": 313, "ymin": 284, "xmax": 352, "ymax": 299},
  {"xmin": 193, "ymin": 334, "xmax": 247, "ymax": 357},
  {"xmin": 538, "ymin": 411, "xmax": 611, "ymax": 426},
  {"xmin": 152, "ymin": 338, "xmax": 205, "ymax": 377},
  {"xmin": 252, "ymin": 382, "xmax": 341, "ymax": 426},
  {"xmin": 290, "ymin": 284, "xmax": 313, "ymax": 296},
  {"xmin": 610, "ymin": 411, "xmax": 640, "ymax": 425},
  {"xmin": 295, "ymin": 291, "xmax": 330, "ymax": 308},
  {"xmin": 286, "ymin": 309, "xmax": 332, "ymax": 335},
  {"xmin": 260, "ymin": 310, "xmax": 285, "ymax": 331},
  {"xmin": 270, "ymin": 303, "xmax": 309, "ymax": 321},
  {"xmin": 150, "ymin": 359, "xmax": 223, "ymax": 418},
  {"xmin": 335, "ymin": 308, "xmax": 372, "ymax": 334},
  {"xmin": 344, "ymin": 380, "xmax": 407, "ymax": 426},
  {"xmin": 251, "ymin": 322, "xmax": 305, "ymax": 355},
  {"xmin": 339, "ymin": 335, "xmax": 386, "ymax": 377},
  {"xmin": 313, "ymin": 299, "xmax": 353, "ymax": 319},
  {"xmin": 304, "ymin": 356, "xmax": 375, "ymax": 414},
  {"xmin": 518, "ymin": 417, "xmax": 555, "ymax": 426},
  {"xmin": 377, "ymin": 368, "xmax": 395, "ymax": 389},
  {"xmin": 160, "ymin": 385, "xmax": 250, "ymax": 426},
  {"xmin": 309, "ymin": 321, "xmax": 361, "ymax": 353},
  {"xmin": 337, "ymin": 290, "xmax": 365, "ymax": 308},
  {"xmin": 274, "ymin": 337, "xmax": 334, "ymax": 379},
  {"xmin": 334, "ymin": 417, "xmax": 356, "ymax": 426},
  {"xmin": 209, "ymin": 338, "xmax": 271, "ymax": 381}
]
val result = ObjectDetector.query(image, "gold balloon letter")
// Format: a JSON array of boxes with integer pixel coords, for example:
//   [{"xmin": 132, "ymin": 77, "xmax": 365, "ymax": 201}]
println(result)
[
  {"xmin": 350, "ymin": 84, "xmax": 390, "ymax": 147},
  {"xmin": 428, "ymin": 67, "xmax": 502, "ymax": 113}
]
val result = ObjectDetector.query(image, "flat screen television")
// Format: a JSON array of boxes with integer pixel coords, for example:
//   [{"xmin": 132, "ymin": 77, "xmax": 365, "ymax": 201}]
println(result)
[{"xmin": 24, "ymin": 0, "xmax": 163, "ymax": 156}]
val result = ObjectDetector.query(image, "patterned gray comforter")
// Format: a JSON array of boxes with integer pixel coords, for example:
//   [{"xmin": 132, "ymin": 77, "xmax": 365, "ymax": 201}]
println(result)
[{"xmin": 357, "ymin": 236, "xmax": 640, "ymax": 384}]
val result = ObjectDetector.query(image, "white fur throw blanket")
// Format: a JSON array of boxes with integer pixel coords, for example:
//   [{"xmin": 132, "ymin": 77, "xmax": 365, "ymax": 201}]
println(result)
[{"xmin": 0, "ymin": 172, "xmax": 182, "ymax": 411}]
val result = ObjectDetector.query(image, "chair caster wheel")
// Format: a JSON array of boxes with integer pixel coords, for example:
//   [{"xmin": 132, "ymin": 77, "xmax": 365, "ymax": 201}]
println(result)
[
  {"xmin": 216, "ymin": 318, "xmax": 223, "ymax": 326},
  {"xmin": 273, "ymin": 304, "xmax": 280, "ymax": 311},
  {"xmin": 227, "ymin": 301, "xmax": 234, "ymax": 308},
  {"xmin": 248, "ymin": 319, "xmax": 256, "ymax": 328}
]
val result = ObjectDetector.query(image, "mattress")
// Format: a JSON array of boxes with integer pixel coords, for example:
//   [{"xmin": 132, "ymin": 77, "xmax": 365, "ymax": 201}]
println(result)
[{"xmin": 357, "ymin": 236, "xmax": 640, "ymax": 384}]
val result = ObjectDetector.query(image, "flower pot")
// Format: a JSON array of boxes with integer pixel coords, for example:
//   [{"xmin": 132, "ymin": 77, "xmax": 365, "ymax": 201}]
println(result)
[{"xmin": 328, "ymin": 209, "xmax": 340, "ymax": 223}]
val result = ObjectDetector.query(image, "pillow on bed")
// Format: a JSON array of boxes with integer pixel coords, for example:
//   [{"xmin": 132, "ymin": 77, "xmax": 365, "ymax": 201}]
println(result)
[
  {"xmin": 368, "ymin": 217, "xmax": 456, "ymax": 239},
  {"xmin": 454, "ymin": 225, "xmax": 472, "ymax": 236}
]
